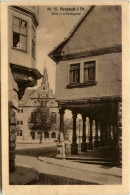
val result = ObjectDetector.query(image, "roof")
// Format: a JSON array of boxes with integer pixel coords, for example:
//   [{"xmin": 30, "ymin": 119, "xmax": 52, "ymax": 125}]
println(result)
[{"xmin": 48, "ymin": 6, "xmax": 95, "ymax": 62}]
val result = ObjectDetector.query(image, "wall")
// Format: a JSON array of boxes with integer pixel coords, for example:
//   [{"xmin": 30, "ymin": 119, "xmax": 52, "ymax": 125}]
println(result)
[
  {"xmin": 17, "ymin": 105, "xmax": 59, "ymax": 140},
  {"xmin": 55, "ymin": 52, "xmax": 121, "ymax": 101},
  {"xmin": 17, "ymin": 106, "xmax": 35, "ymax": 140},
  {"xmin": 63, "ymin": 6, "xmax": 121, "ymax": 54},
  {"xmin": 8, "ymin": 66, "xmax": 18, "ymax": 171}
]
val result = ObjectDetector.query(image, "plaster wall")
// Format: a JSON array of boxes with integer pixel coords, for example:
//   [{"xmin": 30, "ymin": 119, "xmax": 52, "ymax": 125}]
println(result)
[
  {"xmin": 63, "ymin": 6, "xmax": 121, "ymax": 54},
  {"xmin": 55, "ymin": 52, "xmax": 121, "ymax": 101},
  {"xmin": 17, "ymin": 106, "xmax": 35, "ymax": 140},
  {"xmin": 17, "ymin": 105, "xmax": 59, "ymax": 140}
]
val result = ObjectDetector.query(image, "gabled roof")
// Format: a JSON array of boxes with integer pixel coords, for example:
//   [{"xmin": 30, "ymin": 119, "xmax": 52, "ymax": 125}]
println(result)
[{"xmin": 48, "ymin": 6, "xmax": 95, "ymax": 62}]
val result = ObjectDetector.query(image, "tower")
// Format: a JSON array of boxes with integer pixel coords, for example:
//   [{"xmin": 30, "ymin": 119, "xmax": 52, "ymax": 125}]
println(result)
[{"xmin": 41, "ymin": 66, "xmax": 49, "ymax": 89}]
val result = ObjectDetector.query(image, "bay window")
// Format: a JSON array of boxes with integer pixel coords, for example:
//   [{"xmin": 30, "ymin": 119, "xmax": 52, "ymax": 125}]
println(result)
[{"xmin": 13, "ymin": 17, "xmax": 27, "ymax": 52}]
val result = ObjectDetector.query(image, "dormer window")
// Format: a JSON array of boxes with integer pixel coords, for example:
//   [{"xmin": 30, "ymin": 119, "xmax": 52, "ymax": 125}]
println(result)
[
  {"xmin": 70, "ymin": 63, "xmax": 80, "ymax": 84},
  {"xmin": 12, "ymin": 17, "xmax": 27, "ymax": 52}
]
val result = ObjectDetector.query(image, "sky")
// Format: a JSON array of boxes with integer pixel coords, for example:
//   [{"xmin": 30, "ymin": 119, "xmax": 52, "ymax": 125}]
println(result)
[
  {"xmin": 35, "ymin": 5, "xmax": 88, "ymax": 119},
  {"xmin": 36, "ymin": 5, "xmax": 88, "ymax": 92}
]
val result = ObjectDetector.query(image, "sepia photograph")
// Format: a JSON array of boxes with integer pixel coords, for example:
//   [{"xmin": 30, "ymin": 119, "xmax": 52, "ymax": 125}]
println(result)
[{"xmin": 1, "ymin": 1, "xmax": 129, "ymax": 194}]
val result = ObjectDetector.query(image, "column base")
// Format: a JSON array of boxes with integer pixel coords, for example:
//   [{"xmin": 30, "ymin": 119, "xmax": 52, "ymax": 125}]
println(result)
[
  {"xmin": 81, "ymin": 143, "xmax": 87, "ymax": 152},
  {"xmin": 87, "ymin": 142, "xmax": 93, "ymax": 150},
  {"xmin": 94, "ymin": 141, "xmax": 99, "ymax": 148},
  {"xmin": 100, "ymin": 141, "xmax": 104, "ymax": 147},
  {"xmin": 71, "ymin": 143, "xmax": 78, "ymax": 155},
  {"xmin": 105, "ymin": 139, "xmax": 109, "ymax": 146},
  {"xmin": 55, "ymin": 142, "xmax": 66, "ymax": 159}
]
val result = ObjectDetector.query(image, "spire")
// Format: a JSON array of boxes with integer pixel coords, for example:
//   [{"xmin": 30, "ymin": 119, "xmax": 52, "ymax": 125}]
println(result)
[
  {"xmin": 44, "ymin": 64, "xmax": 47, "ymax": 75},
  {"xmin": 41, "ymin": 64, "xmax": 49, "ymax": 85}
]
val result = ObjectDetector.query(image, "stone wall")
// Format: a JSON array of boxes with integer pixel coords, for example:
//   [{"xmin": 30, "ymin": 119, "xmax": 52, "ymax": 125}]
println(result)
[{"xmin": 9, "ymin": 66, "xmax": 18, "ymax": 172}]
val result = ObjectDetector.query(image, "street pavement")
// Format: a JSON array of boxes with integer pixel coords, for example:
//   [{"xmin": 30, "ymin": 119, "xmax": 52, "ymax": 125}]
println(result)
[
  {"xmin": 16, "ymin": 142, "xmax": 57, "ymax": 149},
  {"xmin": 16, "ymin": 155, "xmax": 122, "ymax": 185}
]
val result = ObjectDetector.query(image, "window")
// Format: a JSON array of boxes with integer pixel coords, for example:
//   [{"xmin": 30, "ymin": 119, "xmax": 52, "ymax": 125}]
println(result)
[
  {"xmin": 84, "ymin": 61, "xmax": 95, "ymax": 82},
  {"xmin": 32, "ymin": 27, "xmax": 36, "ymax": 58},
  {"xmin": 70, "ymin": 63, "xmax": 80, "ymax": 84},
  {"xmin": 17, "ymin": 130, "xmax": 22, "ymax": 136},
  {"xmin": 17, "ymin": 109, "xmax": 20, "ymax": 113},
  {"xmin": 21, "ymin": 109, "xmax": 23, "ymax": 113},
  {"xmin": 45, "ymin": 132, "xmax": 49, "ymax": 138},
  {"xmin": 20, "ymin": 121, "xmax": 23, "ymax": 125},
  {"xmin": 13, "ymin": 17, "xmax": 27, "ymax": 52},
  {"xmin": 51, "ymin": 132, "xmax": 56, "ymax": 138},
  {"xmin": 17, "ymin": 120, "xmax": 19, "ymax": 125}
]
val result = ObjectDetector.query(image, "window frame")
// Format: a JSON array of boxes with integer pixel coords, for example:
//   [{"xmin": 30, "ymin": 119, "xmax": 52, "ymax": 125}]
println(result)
[
  {"xmin": 32, "ymin": 26, "xmax": 36, "ymax": 59},
  {"xmin": 67, "ymin": 59, "xmax": 97, "ymax": 88},
  {"xmin": 20, "ymin": 121, "xmax": 23, "ymax": 125},
  {"xmin": 84, "ymin": 60, "xmax": 96, "ymax": 83},
  {"xmin": 17, "ymin": 130, "xmax": 23, "ymax": 136},
  {"xmin": 69, "ymin": 63, "xmax": 80, "ymax": 85},
  {"xmin": 12, "ymin": 16, "xmax": 28, "ymax": 53}
]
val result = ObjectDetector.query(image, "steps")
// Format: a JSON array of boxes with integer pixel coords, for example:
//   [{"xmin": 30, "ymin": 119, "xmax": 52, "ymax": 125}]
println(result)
[
  {"xmin": 66, "ymin": 145, "xmax": 118, "ymax": 166},
  {"xmin": 66, "ymin": 157, "xmax": 117, "ymax": 166}
]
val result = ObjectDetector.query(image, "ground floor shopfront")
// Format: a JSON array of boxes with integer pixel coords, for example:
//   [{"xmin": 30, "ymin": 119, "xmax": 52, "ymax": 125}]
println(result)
[{"xmin": 57, "ymin": 96, "xmax": 122, "ymax": 165}]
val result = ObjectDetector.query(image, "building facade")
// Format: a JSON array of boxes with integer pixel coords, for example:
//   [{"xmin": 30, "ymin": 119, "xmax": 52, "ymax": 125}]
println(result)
[
  {"xmin": 17, "ymin": 67, "xmax": 59, "ymax": 141},
  {"xmin": 49, "ymin": 6, "xmax": 122, "ymax": 164},
  {"xmin": 8, "ymin": 6, "xmax": 42, "ymax": 171}
]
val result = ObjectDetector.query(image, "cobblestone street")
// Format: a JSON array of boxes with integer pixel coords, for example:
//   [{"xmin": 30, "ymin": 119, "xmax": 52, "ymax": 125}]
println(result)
[{"xmin": 15, "ymin": 154, "xmax": 121, "ymax": 185}]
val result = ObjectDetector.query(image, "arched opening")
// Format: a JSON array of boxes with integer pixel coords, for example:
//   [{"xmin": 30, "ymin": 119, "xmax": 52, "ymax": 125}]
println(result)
[
  {"xmin": 44, "ymin": 132, "xmax": 49, "ymax": 138},
  {"xmin": 51, "ymin": 132, "xmax": 56, "ymax": 138}
]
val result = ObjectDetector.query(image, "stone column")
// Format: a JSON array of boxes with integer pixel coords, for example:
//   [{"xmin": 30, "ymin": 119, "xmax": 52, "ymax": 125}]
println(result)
[
  {"xmin": 108, "ymin": 124, "xmax": 112, "ymax": 145},
  {"xmin": 81, "ymin": 115, "xmax": 87, "ymax": 152},
  {"xmin": 104, "ymin": 122, "xmax": 108, "ymax": 146},
  {"xmin": 87, "ymin": 118, "xmax": 93, "ymax": 150},
  {"xmin": 100, "ymin": 122, "xmax": 104, "ymax": 147},
  {"xmin": 71, "ymin": 111, "xmax": 78, "ymax": 154},
  {"xmin": 56, "ymin": 108, "xmax": 66, "ymax": 159},
  {"xmin": 94, "ymin": 120, "xmax": 99, "ymax": 148}
]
